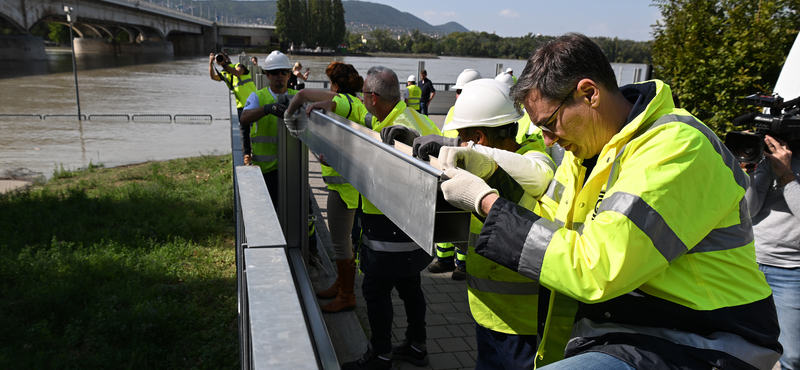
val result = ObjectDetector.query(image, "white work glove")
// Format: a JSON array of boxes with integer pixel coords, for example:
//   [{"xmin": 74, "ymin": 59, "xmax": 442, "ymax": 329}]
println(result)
[
  {"xmin": 441, "ymin": 168, "xmax": 498, "ymax": 216},
  {"xmin": 284, "ymin": 110, "xmax": 300, "ymax": 138},
  {"xmin": 439, "ymin": 145, "xmax": 498, "ymax": 180},
  {"xmin": 472, "ymin": 144, "xmax": 555, "ymax": 199}
]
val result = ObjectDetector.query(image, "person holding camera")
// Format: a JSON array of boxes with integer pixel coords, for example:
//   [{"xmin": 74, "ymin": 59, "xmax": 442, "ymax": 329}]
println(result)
[
  {"xmin": 208, "ymin": 52, "xmax": 257, "ymax": 164},
  {"xmin": 746, "ymin": 135, "xmax": 800, "ymax": 370}
]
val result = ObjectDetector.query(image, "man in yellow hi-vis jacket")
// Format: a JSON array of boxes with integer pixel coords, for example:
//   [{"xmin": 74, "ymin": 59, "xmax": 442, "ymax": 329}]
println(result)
[{"xmin": 440, "ymin": 33, "xmax": 782, "ymax": 370}]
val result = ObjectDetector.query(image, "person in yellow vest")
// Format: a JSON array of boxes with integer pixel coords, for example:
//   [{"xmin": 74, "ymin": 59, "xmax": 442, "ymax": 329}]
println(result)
[
  {"xmin": 422, "ymin": 68, "xmax": 481, "ymax": 280},
  {"xmin": 239, "ymin": 50, "xmax": 318, "ymax": 254},
  {"xmin": 441, "ymin": 33, "xmax": 782, "ymax": 369},
  {"xmin": 308, "ymin": 66, "xmax": 441, "ymax": 370},
  {"xmin": 421, "ymin": 78, "xmax": 570, "ymax": 368},
  {"xmin": 284, "ymin": 61, "xmax": 366, "ymax": 313},
  {"xmin": 209, "ymin": 52, "xmax": 257, "ymax": 164},
  {"xmin": 404, "ymin": 75, "xmax": 422, "ymax": 113}
]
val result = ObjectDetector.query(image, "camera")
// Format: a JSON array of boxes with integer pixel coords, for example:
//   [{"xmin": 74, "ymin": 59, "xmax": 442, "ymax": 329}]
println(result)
[
  {"xmin": 724, "ymin": 93, "xmax": 800, "ymax": 163},
  {"xmin": 215, "ymin": 54, "xmax": 226, "ymax": 63}
]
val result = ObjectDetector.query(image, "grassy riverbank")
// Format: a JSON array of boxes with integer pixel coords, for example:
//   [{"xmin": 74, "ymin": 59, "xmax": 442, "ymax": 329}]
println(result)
[{"xmin": 0, "ymin": 155, "xmax": 238, "ymax": 369}]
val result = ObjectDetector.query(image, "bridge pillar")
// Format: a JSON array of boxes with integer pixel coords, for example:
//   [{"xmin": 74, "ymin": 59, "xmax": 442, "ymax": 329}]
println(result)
[
  {"xmin": 73, "ymin": 38, "xmax": 174, "ymax": 55},
  {"xmin": 203, "ymin": 24, "xmax": 218, "ymax": 54},
  {"xmin": 167, "ymin": 33, "xmax": 204, "ymax": 56},
  {"xmin": 0, "ymin": 35, "xmax": 47, "ymax": 61}
]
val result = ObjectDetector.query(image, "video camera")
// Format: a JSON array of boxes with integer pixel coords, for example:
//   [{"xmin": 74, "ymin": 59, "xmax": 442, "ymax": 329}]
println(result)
[{"xmin": 724, "ymin": 93, "xmax": 800, "ymax": 163}]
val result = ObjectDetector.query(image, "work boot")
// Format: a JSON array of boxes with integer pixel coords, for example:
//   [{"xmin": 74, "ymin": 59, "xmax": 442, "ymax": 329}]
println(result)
[
  {"xmin": 393, "ymin": 339, "xmax": 429, "ymax": 366},
  {"xmin": 342, "ymin": 346, "xmax": 392, "ymax": 370},
  {"xmin": 451, "ymin": 265, "xmax": 466, "ymax": 281},
  {"xmin": 427, "ymin": 259, "xmax": 456, "ymax": 273},
  {"xmin": 320, "ymin": 258, "xmax": 356, "ymax": 312},
  {"xmin": 316, "ymin": 277, "xmax": 340, "ymax": 299}
]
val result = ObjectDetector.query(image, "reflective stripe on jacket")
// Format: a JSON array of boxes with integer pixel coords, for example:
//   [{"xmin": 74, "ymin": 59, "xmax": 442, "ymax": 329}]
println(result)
[
  {"xmin": 250, "ymin": 88, "xmax": 298, "ymax": 173},
  {"xmin": 475, "ymin": 80, "xmax": 781, "ymax": 369}
]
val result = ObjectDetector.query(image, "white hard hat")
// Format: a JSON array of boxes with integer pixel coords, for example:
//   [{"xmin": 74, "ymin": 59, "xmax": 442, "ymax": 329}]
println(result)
[
  {"xmin": 495, "ymin": 72, "xmax": 515, "ymax": 88},
  {"xmin": 407, "ymin": 74, "xmax": 416, "ymax": 82},
  {"xmin": 506, "ymin": 67, "xmax": 513, "ymax": 73},
  {"xmin": 262, "ymin": 50, "xmax": 292, "ymax": 70},
  {"xmin": 453, "ymin": 69, "xmax": 481, "ymax": 90},
  {"xmin": 443, "ymin": 79, "xmax": 523, "ymax": 131}
]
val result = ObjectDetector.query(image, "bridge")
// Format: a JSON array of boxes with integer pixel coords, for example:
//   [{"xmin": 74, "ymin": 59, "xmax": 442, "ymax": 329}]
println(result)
[{"xmin": 0, "ymin": 0, "xmax": 274, "ymax": 60}]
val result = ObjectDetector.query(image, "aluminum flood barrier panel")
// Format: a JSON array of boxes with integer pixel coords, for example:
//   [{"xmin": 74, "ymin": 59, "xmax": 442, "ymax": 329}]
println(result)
[{"xmin": 291, "ymin": 110, "xmax": 471, "ymax": 255}]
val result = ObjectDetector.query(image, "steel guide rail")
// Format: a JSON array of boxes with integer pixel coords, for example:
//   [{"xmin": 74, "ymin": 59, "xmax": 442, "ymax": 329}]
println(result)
[{"xmin": 291, "ymin": 110, "xmax": 471, "ymax": 255}]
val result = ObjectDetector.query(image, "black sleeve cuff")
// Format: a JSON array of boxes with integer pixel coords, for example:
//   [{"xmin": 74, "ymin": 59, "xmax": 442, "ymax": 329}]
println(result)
[{"xmin": 474, "ymin": 197, "xmax": 541, "ymax": 274}]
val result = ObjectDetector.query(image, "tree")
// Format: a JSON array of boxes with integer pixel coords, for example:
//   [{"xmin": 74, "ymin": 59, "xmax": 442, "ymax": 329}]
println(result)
[
  {"xmin": 652, "ymin": 0, "xmax": 800, "ymax": 135},
  {"xmin": 331, "ymin": 0, "xmax": 346, "ymax": 48},
  {"xmin": 48, "ymin": 22, "xmax": 71, "ymax": 45}
]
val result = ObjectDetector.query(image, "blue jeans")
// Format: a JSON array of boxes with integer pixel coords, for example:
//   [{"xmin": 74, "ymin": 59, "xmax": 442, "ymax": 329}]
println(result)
[
  {"xmin": 760, "ymin": 263, "xmax": 800, "ymax": 370},
  {"xmin": 419, "ymin": 101, "xmax": 428, "ymax": 115},
  {"xmin": 475, "ymin": 324, "xmax": 538, "ymax": 370},
  {"xmin": 539, "ymin": 352, "xmax": 636, "ymax": 370},
  {"xmin": 361, "ymin": 272, "xmax": 427, "ymax": 354}
]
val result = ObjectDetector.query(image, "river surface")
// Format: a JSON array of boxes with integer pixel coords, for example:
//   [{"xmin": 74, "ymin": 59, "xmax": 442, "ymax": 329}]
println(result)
[{"xmin": 0, "ymin": 50, "xmax": 646, "ymax": 179}]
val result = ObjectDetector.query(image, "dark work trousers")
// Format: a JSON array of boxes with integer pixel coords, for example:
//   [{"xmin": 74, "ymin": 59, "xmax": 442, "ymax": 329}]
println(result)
[
  {"xmin": 361, "ymin": 272, "xmax": 427, "ymax": 354},
  {"xmin": 475, "ymin": 324, "xmax": 538, "ymax": 370},
  {"xmin": 237, "ymin": 107, "xmax": 252, "ymax": 156},
  {"xmin": 263, "ymin": 170, "xmax": 317, "ymax": 251}
]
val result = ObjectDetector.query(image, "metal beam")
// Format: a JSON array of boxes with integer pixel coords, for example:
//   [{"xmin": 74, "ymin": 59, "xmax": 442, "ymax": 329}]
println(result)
[{"xmin": 290, "ymin": 110, "xmax": 470, "ymax": 255}]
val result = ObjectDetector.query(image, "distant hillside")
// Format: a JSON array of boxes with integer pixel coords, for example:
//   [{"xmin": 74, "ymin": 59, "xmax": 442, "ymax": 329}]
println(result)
[
  {"xmin": 197, "ymin": 0, "xmax": 468, "ymax": 36},
  {"xmin": 342, "ymin": 1, "xmax": 469, "ymax": 36}
]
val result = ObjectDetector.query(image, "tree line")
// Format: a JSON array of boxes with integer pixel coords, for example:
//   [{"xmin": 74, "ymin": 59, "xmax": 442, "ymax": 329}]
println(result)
[
  {"xmin": 652, "ymin": 0, "xmax": 800, "ymax": 136},
  {"xmin": 345, "ymin": 29, "xmax": 652, "ymax": 64},
  {"xmin": 274, "ymin": 0, "xmax": 346, "ymax": 50}
]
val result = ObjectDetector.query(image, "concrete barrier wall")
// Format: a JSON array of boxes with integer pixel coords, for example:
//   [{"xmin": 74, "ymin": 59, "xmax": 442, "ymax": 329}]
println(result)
[
  {"xmin": 74, "ymin": 38, "xmax": 174, "ymax": 55},
  {"xmin": 0, "ymin": 35, "xmax": 46, "ymax": 61}
]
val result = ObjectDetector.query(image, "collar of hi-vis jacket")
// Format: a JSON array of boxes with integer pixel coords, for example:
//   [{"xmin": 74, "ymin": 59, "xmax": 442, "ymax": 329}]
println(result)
[{"xmin": 595, "ymin": 80, "xmax": 674, "ymax": 163}]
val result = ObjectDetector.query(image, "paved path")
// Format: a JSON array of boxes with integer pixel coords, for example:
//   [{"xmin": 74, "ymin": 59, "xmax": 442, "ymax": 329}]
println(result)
[{"xmin": 307, "ymin": 114, "xmax": 478, "ymax": 369}]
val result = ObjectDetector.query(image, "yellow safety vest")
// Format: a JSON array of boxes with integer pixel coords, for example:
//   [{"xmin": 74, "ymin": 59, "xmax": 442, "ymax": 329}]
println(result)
[
  {"xmin": 406, "ymin": 85, "xmax": 422, "ymax": 111},
  {"xmin": 466, "ymin": 140, "xmax": 574, "ymax": 366},
  {"xmin": 321, "ymin": 93, "xmax": 369, "ymax": 208},
  {"xmin": 250, "ymin": 88, "xmax": 298, "ymax": 173},
  {"xmin": 223, "ymin": 63, "xmax": 257, "ymax": 109},
  {"xmin": 357, "ymin": 101, "xmax": 442, "ymax": 215}
]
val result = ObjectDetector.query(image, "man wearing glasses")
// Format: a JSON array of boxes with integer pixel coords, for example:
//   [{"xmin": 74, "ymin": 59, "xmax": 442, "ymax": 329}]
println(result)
[{"xmin": 440, "ymin": 33, "xmax": 782, "ymax": 369}]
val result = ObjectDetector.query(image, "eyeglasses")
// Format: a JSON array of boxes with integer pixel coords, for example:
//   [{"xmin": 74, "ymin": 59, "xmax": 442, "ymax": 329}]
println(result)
[
  {"xmin": 267, "ymin": 69, "xmax": 290, "ymax": 76},
  {"xmin": 538, "ymin": 92, "xmax": 572, "ymax": 133},
  {"xmin": 363, "ymin": 91, "xmax": 381, "ymax": 97}
]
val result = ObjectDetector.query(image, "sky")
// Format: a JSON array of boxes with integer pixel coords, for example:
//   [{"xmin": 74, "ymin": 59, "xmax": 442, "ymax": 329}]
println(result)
[{"xmin": 345, "ymin": 0, "xmax": 662, "ymax": 41}]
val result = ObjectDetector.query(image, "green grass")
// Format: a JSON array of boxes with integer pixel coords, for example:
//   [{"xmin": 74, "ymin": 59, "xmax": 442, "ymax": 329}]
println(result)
[{"xmin": 0, "ymin": 155, "xmax": 238, "ymax": 369}]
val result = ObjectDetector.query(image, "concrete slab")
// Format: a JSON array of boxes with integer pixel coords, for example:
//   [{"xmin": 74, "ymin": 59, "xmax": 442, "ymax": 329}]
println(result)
[{"xmin": 0, "ymin": 180, "xmax": 30, "ymax": 194}]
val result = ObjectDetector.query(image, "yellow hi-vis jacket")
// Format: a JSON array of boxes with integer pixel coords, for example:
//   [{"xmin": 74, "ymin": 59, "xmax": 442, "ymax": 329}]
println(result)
[
  {"xmin": 320, "ymin": 93, "xmax": 369, "ymax": 208},
  {"xmin": 406, "ymin": 84, "xmax": 422, "ymax": 111},
  {"xmin": 250, "ymin": 88, "xmax": 298, "ymax": 173},
  {"xmin": 355, "ymin": 101, "xmax": 442, "ymax": 253},
  {"xmin": 474, "ymin": 80, "xmax": 781, "ymax": 369},
  {"xmin": 466, "ymin": 139, "xmax": 575, "ymax": 366},
  {"xmin": 223, "ymin": 63, "xmax": 257, "ymax": 109}
]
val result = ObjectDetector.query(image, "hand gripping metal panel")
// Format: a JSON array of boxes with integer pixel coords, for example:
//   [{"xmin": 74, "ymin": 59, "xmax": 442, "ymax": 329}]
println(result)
[{"xmin": 290, "ymin": 110, "xmax": 470, "ymax": 255}]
